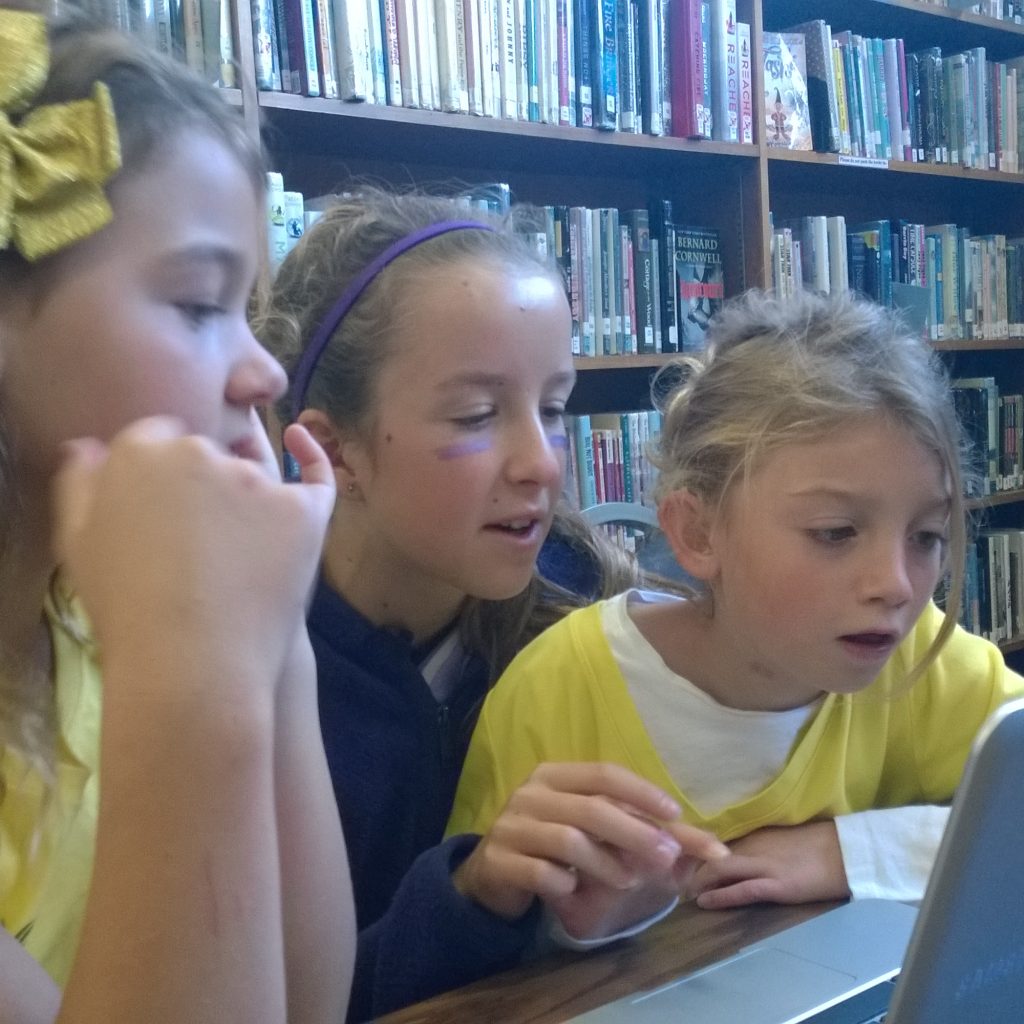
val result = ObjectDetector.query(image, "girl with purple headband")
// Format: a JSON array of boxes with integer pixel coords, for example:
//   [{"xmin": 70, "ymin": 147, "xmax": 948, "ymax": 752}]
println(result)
[
  {"xmin": 0, "ymin": 5, "xmax": 353, "ymax": 1021},
  {"xmin": 255, "ymin": 189, "xmax": 729, "ymax": 1022}
]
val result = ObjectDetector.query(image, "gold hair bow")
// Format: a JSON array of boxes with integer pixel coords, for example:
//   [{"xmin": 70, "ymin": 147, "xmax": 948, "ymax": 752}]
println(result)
[{"xmin": 0, "ymin": 10, "xmax": 122, "ymax": 262}]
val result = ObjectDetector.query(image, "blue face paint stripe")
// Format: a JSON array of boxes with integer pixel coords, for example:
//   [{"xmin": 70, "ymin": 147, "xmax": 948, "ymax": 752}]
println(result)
[
  {"xmin": 435, "ymin": 438, "xmax": 493, "ymax": 460},
  {"xmin": 434, "ymin": 433, "xmax": 569, "ymax": 460}
]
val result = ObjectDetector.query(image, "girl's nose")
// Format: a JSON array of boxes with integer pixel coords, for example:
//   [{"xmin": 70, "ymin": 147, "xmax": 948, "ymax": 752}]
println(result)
[
  {"xmin": 226, "ymin": 330, "xmax": 288, "ymax": 407},
  {"xmin": 860, "ymin": 541, "xmax": 916, "ymax": 608},
  {"xmin": 506, "ymin": 420, "xmax": 566, "ymax": 488}
]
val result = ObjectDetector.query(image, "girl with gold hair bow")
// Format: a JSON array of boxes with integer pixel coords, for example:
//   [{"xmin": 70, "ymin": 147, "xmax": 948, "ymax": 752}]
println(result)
[{"xmin": 0, "ymin": 6, "xmax": 354, "ymax": 1022}]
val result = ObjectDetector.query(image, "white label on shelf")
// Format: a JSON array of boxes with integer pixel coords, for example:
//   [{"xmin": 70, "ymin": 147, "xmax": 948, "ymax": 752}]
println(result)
[{"xmin": 837, "ymin": 155, "xmax": 890, "ymax": 170}]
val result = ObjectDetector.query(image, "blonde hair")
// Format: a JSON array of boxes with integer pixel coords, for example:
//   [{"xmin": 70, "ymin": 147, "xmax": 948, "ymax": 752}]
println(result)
[
  {"xmin": 0, "ymin": 2, "xmax": 265, "ymax": 785},
  {"xmin": 652, "ymin": 288, "xmax": 972, "ymax": 686},
  {"xmin": 254, "ymin": 188, "xmax": 639, "ymax": 679}
]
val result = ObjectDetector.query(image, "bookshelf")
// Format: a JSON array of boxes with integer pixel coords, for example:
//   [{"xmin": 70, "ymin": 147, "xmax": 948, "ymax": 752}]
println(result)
[{"xmin": 222, "ymin": 0, "xmax": 1024, "ymax": 656}]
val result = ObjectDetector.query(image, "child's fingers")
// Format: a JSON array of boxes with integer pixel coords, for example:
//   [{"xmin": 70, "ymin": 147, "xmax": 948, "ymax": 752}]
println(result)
[
  {"xmin": 247, "ymin": 408, "xmax": 282, "ymax": 479},
  {"xmin": 508, "ymin": 784, "xmax": 683, "ymax": 878},
  {"xmin": 491, "ymin": 814, "xmax": 643, "ymax": 892},
  {"xmin": 52, "ymin": 438, "xmax": 107, "ymax": 559},
  {"xmin": 662, "ymin": 821, "xmax": 731, "ymax": 862},
  {"xmin": 282, "ymin": 423, "xmax": 335, "ymax": 491},
  {"xmin": 532, "ymin": 762, "xmax": 681, "ymax": 822}
]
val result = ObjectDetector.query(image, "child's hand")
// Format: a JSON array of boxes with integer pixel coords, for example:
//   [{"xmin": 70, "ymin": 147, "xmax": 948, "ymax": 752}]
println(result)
[
  {"xmin": 689, "ymin": 821, "xmax": 851, "ymax": 910},
  {"xmin": 452, "ymin": 762, "xmax": 729, "ymax": 939},
  {"xmin": 53, "ymin": 417, "xmax": 335, "ymax": 692}
]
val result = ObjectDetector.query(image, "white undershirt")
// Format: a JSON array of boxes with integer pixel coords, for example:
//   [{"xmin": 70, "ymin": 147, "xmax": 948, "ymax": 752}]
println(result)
[{"xmin": 601, "ymin": 590, "xmax": 948, "ymax": 902}]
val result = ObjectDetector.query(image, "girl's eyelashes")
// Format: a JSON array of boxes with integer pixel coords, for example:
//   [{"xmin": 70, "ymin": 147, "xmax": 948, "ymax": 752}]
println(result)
[
  {"xmin": 452, "ymin": 409, "xmax": 495, "ymax": 430},
  {"xmin": 176, "ymin": 302, "xmax": 224, "ymax": 327},
  {"xmin": 808, "ymin": 525, "xmax": 856, "ymax": 545},
  {"xmin": 541, "ymin": 404, "xmax": 567, "ymax": 423},
  {"xmin": 911, "ymin": 530, "xmax": 948, "ymax": 552}
]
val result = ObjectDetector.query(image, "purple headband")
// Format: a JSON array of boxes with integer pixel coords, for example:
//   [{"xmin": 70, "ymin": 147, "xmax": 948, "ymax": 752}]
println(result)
[{"xmin": 289, "ymin": 219, "xmax": 497, "ymax": 423}]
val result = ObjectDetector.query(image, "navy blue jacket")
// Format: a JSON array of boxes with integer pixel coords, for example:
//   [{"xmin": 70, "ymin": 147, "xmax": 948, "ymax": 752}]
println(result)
[{"xmin": 310, "ymin": 581, "xmax": 540, "ymax": 1023}]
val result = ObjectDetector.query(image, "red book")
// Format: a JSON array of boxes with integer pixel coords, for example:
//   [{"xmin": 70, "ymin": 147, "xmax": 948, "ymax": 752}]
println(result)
[{"xmin": 670, "ymin": 0, "xmax": 712, "ymax": 139}]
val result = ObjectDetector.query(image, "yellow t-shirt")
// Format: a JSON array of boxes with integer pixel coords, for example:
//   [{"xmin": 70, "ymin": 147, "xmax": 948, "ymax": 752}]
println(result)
[
  {"xmin": 0, "ymin": 583, "xmax": 99, "ymax": 984},
  {"xmin": 447, "ymin": 600, "xmax": 1024, "ymax": 842}
]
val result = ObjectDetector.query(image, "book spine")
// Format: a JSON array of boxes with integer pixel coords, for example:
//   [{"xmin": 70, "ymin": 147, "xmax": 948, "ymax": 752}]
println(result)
[
  {"xmin": 626, "ymin": 209, "xmax": 655, "ymax": 352},
  {"xmin": 288, "ymin": 0, "xmax": 320, "ymax": 95},
  {"xmin": 709, "ymin": 0, "xmax": 737, "ymax": 142},
  {"xmin": 380, "ymin": 0, "xmax": 402, "ymax": 104},
  {"xmin": 266, "ymin": 171, "xmax": 289, "ymax": 272},
  {"xmin": 182, "ymin": 0, "xmax": 207, "ymax": 74},
  {"xmin": 592, "ymin": 0, "xmax": 618, "ymax": 130},
  {"xmin": 650, "ymin": 198, "xmax": 677, "ymax": 352},
  {"xmin": 896, "ymin": 36, "xmax": 911, "ymax": 161},
  {"xmin": 617, "ymin": 0, "xmax": 636, "ymax": 133},
  {"xmin": 462, "ymin": 0, "xmax": 483, "ymax": 114},
  {"xmin": 478, "ymin": 0, "xmax": 499, "ymax": 117},
  {"xmin": 332, "ymin": 0, "xmax": 371, "ymax": 100},
  {"xmin": 395, "ymin": 0, "xmax": 420, "ymax": 107},
  {"xmin": 557, "ymin": 0, "xmax": 573, "ymax": 124},
  {"xmin": 313, "ymin": 0, "xmax": 340, "ymax": 97},
  {"xmin": 365, "ymin": 0, "xmax": 386, "ymax": 103},
  {"xmin": 736, "ymin": 19, "xmax": 752, "ymax": 144},
  {"xmin": 637, "ymin": 0, "xmax": 663, "ymax": 135},
  {"xmin": 669, "ymin": 0, "xmax": 700, "ymax": 138},
  {"xmin": 251, "ymin": 0, "xmax": 282, "ymax": 89},
  {"xmin": 524, "ymin": 0, "xmax": 540, "ymax": 119},
  {"xmin": 436, "ymin": 0, "xmax": 467, "ymax": 111},
  {"xmin": 576, "ymin": 206, "xmax": 597, "ymax": 356},
  {"xmin": 575, "ymin": 0, "xmax": 594, "ymax": 126}
]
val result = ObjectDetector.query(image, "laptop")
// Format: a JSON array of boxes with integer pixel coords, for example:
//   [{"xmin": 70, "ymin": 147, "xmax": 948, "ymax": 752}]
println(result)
[{"xmin": 571, "ymin": 696, "xmax": 1024, "ymax": 1024}]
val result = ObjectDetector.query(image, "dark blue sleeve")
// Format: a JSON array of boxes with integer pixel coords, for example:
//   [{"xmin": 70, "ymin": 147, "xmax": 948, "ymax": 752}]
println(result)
[{"xmin": 348, "ymin": 834, "xmax": 541, "ymax": 1023}]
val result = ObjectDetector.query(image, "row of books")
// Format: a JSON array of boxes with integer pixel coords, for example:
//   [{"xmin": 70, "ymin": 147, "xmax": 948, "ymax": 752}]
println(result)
[
  {"xmin": 566, "ymin": 411, "xmax": 662, "ymax": 512},
  {"xmin": 952, "ymin": 377, "xmax": 1024, "ymax": 496},
  {"xmin": 958, "ymin": 530, "xmax": 1024, "ymax": 646},
  {"xmin": 770, "ymin": 215, "xmax": 1024, "ymax": 343},
  {"xmin": 533, "ymin": 204, "xmax": 723, "ymax": 357},
  {"xmin": 782, "ymin": 18, "xmax": 1023, "ymax": 171},
  {"xmin": 918, "ymin": 1, "xmax": 1021, "ymax": 20},
  {"xmin": 79, "ymin": 0, "xmax": 237, "ymax": 86},
  {"xmin": 248, "ymin": 0, "xmax": 759, "ymax": 140}
]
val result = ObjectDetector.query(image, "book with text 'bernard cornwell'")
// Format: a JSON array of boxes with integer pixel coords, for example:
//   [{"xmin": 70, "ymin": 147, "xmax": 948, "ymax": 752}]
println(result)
[{"xmin": 674, "ymin": 224, "xmax": 723, "ymax": 352}]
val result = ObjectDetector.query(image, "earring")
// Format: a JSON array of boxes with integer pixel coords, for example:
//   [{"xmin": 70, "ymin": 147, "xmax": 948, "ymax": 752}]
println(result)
[{"xmin": 346, "ymin": 482, "xmax": 357, "ymax": 494}]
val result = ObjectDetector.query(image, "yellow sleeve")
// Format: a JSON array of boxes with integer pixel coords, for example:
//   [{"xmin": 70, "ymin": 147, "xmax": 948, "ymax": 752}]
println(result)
[
  {"xmin": 446, "ymin": 602, "xmax": 635, "ymax": 837},
  {"xmin": 893, "ymin": 604, "xmax": 1024, "ymax": 804}
]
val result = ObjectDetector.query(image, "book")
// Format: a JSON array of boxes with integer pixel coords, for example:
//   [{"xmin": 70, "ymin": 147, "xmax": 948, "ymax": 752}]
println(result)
[
  {"xmin": 625, "ymin": 209, "xmax": 656, "ymax": 353},
  {"xmin": 784, "ymin": 19, "xmax": 839, "ymax": 153},
  {"xmin": 283, "ymin": 189, "xmax": 305, "ymax": 254},
  {"xmin": 763, "ymin": 30, "xmax": 811, "ymax": 150},
  {"xmin": 312, "ymin": 0, "xmax": 340, "ymax": 98},
  {"xmin": 708, "ymin": 0, "xmax": 737, "ymax": 142},
  {"xmin": 331, "ymin": 0, "xmax": 372, "ymax": 100},
  {"xmin": 251, "ymin": 0, "xmax": 282, "ymax": 90},
  {"xmin": 736, "ymin": 19, "xmax": 752, "ymax": 144},
  {"xmin": 669, "ymin": 0, "xmax": 711, "ymax": 140},
  {"xmin": 674, "ymin": 224, "xmax": 724, "ymax": 352},
  {"xmin": 649, "ymin": 198, "xmax": 677, "ymax": 352},
  {"xmin": 592, "ymin": 0, "xmax": 619, "ymax": 130},
  {"xmin": 574, "ymin": 0, "xmax": 594, "ymax": 126},
  {"xmin": 266, "ymin": 171, "xmax": 289, "ymax": 271}
]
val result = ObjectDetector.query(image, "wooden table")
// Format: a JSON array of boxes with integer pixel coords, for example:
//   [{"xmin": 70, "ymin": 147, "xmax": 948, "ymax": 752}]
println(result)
[{"xmin": 376, "ymin": 899, "xmax": 843, "ymax": 1024}]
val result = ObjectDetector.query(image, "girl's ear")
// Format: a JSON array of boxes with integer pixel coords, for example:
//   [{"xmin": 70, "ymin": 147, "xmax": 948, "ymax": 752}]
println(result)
[
  {"xmin": 296, "ymin": 409, "xmax": 367, "ymax": 495},
  {"xmin": 658, "ymin": 489, "xmax": 721, "ymax": 582}
]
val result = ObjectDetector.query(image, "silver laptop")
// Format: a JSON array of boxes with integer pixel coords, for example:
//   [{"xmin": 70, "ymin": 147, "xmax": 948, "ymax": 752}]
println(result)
[{"xmin": 572, "ymin": 697, "xmax": 1024, "ymax": 1024}]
